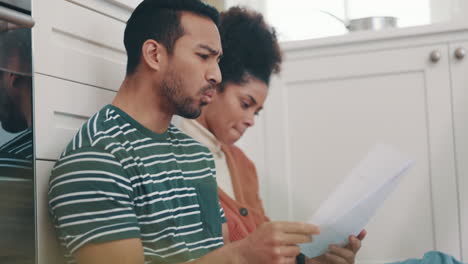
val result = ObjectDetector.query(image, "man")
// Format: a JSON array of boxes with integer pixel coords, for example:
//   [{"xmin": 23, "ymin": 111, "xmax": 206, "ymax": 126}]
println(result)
[
  {"xmin": 0, "ymin": 28, "xmax": 33, "ymax": 176},
  {"xmin": 0, "ymin": 28, "xmax": 34, "ymax": 261},
  {"xmin": 48, "ymin": 0, "xmax": 318, "ymax": 263}
]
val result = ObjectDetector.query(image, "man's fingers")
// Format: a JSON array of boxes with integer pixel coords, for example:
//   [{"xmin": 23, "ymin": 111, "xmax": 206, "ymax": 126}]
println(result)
[
  {"xmin": 271, "ymin": 221, "xmax": 320, "ymax": 235},
  {"xmin": 275, "ymin": 245, "xmax": 302, "ymax": 258},
  {"xmin": 278, "ymin": 256, "xmax": 298, "ymax": 264},
  {"xmin": 279, "ymin": 233, "xmax": 313, "ymax": 245},
  {"xmin": 281, "ymin": 245, "xmax": 301, "ymax": 257}
]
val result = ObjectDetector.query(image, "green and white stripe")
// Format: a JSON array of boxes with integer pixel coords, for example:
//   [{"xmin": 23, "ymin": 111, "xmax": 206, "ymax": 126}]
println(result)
[{"xmin": 0, "ymin": 129, "xmax": 33, "ymax": 178}]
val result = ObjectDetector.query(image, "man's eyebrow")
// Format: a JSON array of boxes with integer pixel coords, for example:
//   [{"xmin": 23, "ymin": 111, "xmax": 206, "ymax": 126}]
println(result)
[{"xmin": 198, "ymin": 44, "xmax": 222, "ymax": 57}]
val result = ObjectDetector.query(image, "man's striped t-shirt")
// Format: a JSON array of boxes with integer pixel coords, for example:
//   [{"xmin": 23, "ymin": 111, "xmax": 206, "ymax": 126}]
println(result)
[
  {"xmin": 48, "ymin": 105, "xmax": 226, "ymax": 263},
  {"xmin": 0, "ymin": 128, "xmax": 33, "ymax": 179}
]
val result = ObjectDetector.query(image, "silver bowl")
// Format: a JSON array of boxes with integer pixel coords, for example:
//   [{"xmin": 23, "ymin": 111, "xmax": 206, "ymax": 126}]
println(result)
[{"xmin": 347, "ymin": 16, "xmax": 398, "ymax": 32}]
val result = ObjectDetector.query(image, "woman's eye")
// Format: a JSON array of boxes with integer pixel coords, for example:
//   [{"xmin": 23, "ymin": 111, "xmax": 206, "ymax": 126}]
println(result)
[{"xmin": 241, "ymin": 102, "xmax": 249, "ymax": 109}]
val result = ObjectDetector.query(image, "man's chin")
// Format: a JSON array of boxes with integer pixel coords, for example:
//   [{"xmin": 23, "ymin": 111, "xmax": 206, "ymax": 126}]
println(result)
[
  {"xmin": 0, "ymin": 113, "xmax": 28, "ymax": 132},
  {"xmin": 178, "ymin": 108, "xmax": 201, "ymax": 119},
  {"xmin": 176, "ymin": 100, "xmax": 211, "ymax": 119},
  {"xmin": 2, "ymin": 122, "xmax": 27, "ymax": 133}
]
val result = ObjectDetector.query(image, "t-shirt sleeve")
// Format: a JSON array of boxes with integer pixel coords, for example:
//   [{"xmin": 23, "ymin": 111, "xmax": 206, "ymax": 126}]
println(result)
[
  {"xmin": 48, "ymin": 147, "xmax": 140, "ymax": 254},
  {"xmin": 220, "ymin": 202, "xmax": 227, "ymax": 223}
]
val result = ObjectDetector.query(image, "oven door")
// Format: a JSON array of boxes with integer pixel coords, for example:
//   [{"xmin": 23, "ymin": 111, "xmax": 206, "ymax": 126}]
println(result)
[
  {"xmin": 0, "ymin": 0, "xmax": 30, "ymax": 13},
  {"xmin": 0, "ymin": 3, "xmax": 35, "ymax": 264}
]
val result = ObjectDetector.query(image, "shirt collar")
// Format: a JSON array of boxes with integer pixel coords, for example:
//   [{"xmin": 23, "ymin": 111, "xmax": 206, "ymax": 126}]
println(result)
[{"xmin": 179, "ymin": 118, "xmax": 223, "ymax": 156}]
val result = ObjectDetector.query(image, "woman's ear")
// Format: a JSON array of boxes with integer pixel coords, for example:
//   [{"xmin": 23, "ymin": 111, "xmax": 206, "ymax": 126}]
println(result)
[{"xmin": 141, "ymin": 39, "xmax": 166, "ymax": 72}]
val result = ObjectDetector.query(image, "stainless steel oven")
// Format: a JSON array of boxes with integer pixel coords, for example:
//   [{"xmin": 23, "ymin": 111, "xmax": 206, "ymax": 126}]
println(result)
[{"xmin": 0, "ymin": 1, "xmax": 35, "ymax": 263}]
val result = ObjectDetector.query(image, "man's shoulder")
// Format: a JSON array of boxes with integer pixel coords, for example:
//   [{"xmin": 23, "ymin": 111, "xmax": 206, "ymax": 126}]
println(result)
[
  {"xmin": 51, "ymin": 145, "xmax": 122, "ymax": 180},
  {"xmin": 52, "ymin": 105, "xmax": 130, "ymax": 178},
  {"xmin": 167, "ymin": 124, "xmax": 212, "ymax": 153},
  {"xmin": 60, "ymin": 105, "xmax": 135, "ymax": 156}
]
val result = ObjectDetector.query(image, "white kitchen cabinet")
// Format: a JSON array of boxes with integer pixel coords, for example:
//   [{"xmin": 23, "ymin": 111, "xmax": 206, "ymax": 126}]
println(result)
[
  {"xmin": 36, "ymin": 161, "xmax": 65, "ymax": 264},
  {"xmin": 34, "ymin": 74, "xmax": 116, "ymax": 161},
  {"xmin": 449, "ymin": 41, "xmax": 468, "ymax": 261},
  {"xmin": 32, "ymin": 0, "xmax": 132, "ymax": 90},
  {"xmin": 253, "ymin": 37, "xmax": 468, "ymax": 263}
]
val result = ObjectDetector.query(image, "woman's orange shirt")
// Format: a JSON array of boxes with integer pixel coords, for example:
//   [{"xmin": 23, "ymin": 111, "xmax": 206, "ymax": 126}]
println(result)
[{"xmin": 219, "ymin": 144, "xmax": 269, "ymax": 242}]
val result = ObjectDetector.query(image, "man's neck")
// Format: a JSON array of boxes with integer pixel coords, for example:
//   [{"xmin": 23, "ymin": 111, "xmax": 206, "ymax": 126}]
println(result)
[
  {"xmin": 112, "ymin": 75, "xmax": 172, "ymax": 134},
  {"xmin": 19, "ymin": 86, "xmax": 32, "ymax": 129}
]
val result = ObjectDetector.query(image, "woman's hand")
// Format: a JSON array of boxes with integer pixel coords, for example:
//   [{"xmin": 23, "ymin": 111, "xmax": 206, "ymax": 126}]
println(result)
[{"xmin": 307, "ymin": 229, "xmax": 367, "ymax": 264}]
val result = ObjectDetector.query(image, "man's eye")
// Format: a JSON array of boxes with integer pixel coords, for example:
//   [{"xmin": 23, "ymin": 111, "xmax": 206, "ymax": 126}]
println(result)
[{"xmin": 198, "ymin": 54, "xmax": 209, "ymax": 60}]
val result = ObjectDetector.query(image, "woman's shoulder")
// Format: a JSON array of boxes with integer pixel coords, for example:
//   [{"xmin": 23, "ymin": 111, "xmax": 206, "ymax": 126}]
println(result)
[{"xmin": 223, "ymin": 144, "xmax": 256, "ymax": 169}]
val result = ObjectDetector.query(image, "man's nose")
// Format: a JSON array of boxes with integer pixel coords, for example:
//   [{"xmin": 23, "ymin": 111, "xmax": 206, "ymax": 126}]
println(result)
[{"xmin": 206, "ymin": 63, "xmax": 222, "ymax": 86}]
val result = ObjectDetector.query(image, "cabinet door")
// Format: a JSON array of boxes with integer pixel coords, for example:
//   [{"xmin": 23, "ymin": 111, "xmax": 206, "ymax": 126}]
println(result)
[
  {"xmin": 32, "ymin": 0, "xmax": 134, "ymax": 90},
  {"xmin": 449, "ymin": 41, "xmax": 468, "ymax": 262},
  {"xmin": 262, "ymin": 45, "xmax": 461, "ymax": 262},
  {"xmin": 34, "ymin": 74, "xmax": 116, "ymax": 160},
  {"xmin": 36, "ymin": 161, "xmax": 65, "ymax": 264}
]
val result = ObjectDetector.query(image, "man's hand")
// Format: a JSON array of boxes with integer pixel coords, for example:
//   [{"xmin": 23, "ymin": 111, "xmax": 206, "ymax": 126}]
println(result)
[
  {"xmin": 307, "ymin": 229, "xmax": 367, "ymax": 264},
  {"xmin": 236, "ymin": 221, "xmax": 320, "ymax": 264}
]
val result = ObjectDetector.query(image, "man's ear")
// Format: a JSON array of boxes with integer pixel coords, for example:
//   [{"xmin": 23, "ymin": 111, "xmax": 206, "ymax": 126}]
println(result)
[
  {"xmin": 6, "ymin": 72, "xmax": 19, "ymax": 92},
  {"xmin": 141, "ymin": 39, "xmax": 165, "ymax": 72}
]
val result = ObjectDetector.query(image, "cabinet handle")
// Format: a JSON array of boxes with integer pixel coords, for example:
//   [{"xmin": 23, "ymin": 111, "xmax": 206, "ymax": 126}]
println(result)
[
  {"xmin": 430, "ymin": 50, "xmax": 441, "ymax": 63},
  {"xmin": 454, "ymin": 47, "xmax": 466, "ymax": 60}
]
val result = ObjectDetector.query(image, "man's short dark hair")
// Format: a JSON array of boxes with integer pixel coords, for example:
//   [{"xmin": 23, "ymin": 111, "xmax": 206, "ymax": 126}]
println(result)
[
  {"xmin": 124, "ymin": 0, "xmax": 219, "ymax": 75},
  {"xmin": 0, "ymin": 29, "xmax": 32, "ymax": 74},
  {"xmin": 218, "ymin": 6, "xmax": 282, "ymax": 91}
]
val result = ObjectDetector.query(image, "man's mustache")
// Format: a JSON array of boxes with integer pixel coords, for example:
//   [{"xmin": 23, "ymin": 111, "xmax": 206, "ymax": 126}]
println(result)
[{"xmin": 199, "ymin": 84, "xmax": 216, "ymax": 95}]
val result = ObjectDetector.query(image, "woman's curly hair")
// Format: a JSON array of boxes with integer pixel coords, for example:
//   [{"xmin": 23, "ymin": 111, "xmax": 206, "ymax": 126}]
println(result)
[{"xmin": 218, "ymin": 6, "xmax": 282, "ymax": 92}]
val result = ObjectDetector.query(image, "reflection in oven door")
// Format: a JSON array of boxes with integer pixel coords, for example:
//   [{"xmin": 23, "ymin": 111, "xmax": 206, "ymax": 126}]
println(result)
[
  {"xmin": 0, "ymin": 2, "xmax": 35, "ymax": 264},
  {"xmin": 0, "ymin": 179, "xmax": 34, "ymax": 263}
]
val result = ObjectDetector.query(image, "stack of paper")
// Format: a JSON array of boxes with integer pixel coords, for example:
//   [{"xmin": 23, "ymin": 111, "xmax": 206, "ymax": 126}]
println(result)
[{"xmin": 300, "ymin": 144, "xmax": 414, "ymax": 258}]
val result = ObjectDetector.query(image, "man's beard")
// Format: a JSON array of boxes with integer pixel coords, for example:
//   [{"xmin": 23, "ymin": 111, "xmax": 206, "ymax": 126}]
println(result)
[
  {"xmin": 161, "ymin": 70, "xmax": 213, "ymax": 119},
  {"xmin": 0, "ymin": 96, "xmax": 28, "ymax": 133},
  {"xmin": 0, "ymin": 76, "xmax": 29, "ymax": 133}
]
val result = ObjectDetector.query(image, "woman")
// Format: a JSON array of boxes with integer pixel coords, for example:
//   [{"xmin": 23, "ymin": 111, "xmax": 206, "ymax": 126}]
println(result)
[{"xmin": 179, "ymin": 6, "xmax": 365, "ymax": 264}]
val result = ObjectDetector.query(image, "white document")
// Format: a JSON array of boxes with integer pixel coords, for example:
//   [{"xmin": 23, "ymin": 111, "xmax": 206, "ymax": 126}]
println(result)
[{"xmin": 300, "ymin": 144, "xmax": 414, "ymax": 258}]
